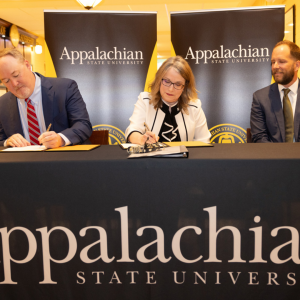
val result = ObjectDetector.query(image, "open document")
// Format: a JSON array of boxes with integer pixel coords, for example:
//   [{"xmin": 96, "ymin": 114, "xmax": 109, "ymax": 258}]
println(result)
[
  {"xmin": 2, "ymin": 145, "xmax": 46, "ymax": 152},
  {"xmin": 128, "ymin": 146, "xmax": 188, "ymax": 158},
  {"xmin": 2, "ymin": 145, "xmax": 100, "ymax": 152}
]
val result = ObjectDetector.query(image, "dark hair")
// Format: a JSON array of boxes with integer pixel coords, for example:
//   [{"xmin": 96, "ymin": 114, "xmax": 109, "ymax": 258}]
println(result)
[{"xmin": 274, "ymin": 40, "xmax": 300, "ymax": 61}]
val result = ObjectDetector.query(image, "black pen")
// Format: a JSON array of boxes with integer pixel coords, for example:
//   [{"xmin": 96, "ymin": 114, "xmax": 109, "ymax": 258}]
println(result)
[{"xmin": 144, "ymin": 122, "xmax": 160, "ymax": 146}]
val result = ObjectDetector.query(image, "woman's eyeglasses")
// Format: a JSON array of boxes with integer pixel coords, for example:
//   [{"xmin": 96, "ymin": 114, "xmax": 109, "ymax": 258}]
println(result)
[{"xmin": 161, "ymin": 78, "xmax": 185, "ymax": 90}]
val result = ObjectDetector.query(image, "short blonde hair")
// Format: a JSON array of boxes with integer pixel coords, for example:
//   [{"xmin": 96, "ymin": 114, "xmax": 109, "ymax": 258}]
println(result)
[
  {"xmin": 0, "ymin": 48, "xmax": 25, "ymax": 63},
  {"xmin": 149, "ymin": 56, "xmax": 198, "ymax": 114}
]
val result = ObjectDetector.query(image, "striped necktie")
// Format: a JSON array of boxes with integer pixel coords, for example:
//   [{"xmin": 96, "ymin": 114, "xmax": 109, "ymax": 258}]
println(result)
[
  {"xmin": 283, "ymin": 89, "xmax": 294, "ymax": 143},
  {"xmin": 25, "ymin": 98, "xmax": 41, "ymax": 145}
]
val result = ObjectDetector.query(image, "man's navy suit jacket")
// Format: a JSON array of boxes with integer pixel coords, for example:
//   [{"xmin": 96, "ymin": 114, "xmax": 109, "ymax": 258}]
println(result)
[
  {"xmin": 250, "ymin": 80, "xmax": 300, "ymax": 143},
  {"xmin": 0, "ymin": 73, "xmax": 92, "ymax": 146}
]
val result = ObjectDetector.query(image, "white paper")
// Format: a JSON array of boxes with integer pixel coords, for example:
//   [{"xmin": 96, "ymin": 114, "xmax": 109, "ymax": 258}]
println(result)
[
  {"xmin": 2, "ymin": 145, "xmax": 47, "ymax": 152},
  {"xmin": 120, "ymin": 143, "xmax": 140, "ymax": 149}
]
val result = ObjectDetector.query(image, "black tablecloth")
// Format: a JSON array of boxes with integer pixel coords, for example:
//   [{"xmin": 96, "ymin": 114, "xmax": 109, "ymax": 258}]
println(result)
[
  {"xmin": 0, "ymin": 144, "xmax": 299, "ymax": 300},
  {"xmin": 2, "ymin": 143, "xmax": 300, "ymax": 162}
]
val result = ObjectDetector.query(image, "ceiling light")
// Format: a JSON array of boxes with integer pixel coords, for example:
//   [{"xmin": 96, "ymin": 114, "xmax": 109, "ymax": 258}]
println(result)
[
  {"xmin": 76, "ymin": 0, "xmax": 102, "ymax": 10},
  {"xmin": 35, "ymin": 45, "xmax": 42, "ymax": 54}
]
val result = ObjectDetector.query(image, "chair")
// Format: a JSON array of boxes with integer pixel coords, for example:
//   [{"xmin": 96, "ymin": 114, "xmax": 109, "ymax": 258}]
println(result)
[
  {"xmin": 89, "ymin": 130, "xmax": 109, "ymax": 145},
  {"xmin": 247, "ymin": 128, "xmax": 252, "ymax": 143}
]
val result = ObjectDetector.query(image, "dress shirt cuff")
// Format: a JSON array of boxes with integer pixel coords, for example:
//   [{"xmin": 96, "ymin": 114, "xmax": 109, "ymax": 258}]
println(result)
[
  {"xmin": 3, "ymin": 139, "xmax": 7, "ymax": 147},
  {"xmin": 58, "ymin": 133, "xmax": 71, "ymax": 146}
]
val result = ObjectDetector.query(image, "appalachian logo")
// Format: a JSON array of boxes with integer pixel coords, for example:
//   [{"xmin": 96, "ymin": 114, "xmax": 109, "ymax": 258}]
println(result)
[
  {"xmin": 93, "ymin": 124, "xmax": 126, "ymax": 145},
  {"xmin": 209, "ymin": 124, "xmax": 246, "ymax": 143}
]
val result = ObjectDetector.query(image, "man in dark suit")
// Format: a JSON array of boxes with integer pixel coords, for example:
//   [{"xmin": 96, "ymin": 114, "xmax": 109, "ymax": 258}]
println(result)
[
  {"xmin": 251, "ymin": 40, "xmax": 300, "ymax": 143},
  {"xmin": 0, "ymin": 48, "xmax": 92, "ymax": 148}
]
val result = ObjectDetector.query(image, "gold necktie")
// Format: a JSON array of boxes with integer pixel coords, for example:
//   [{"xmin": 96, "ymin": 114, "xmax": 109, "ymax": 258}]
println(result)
[{"xmin": 283, "ymin": 88, "xmax": 294, "ymax": 143}]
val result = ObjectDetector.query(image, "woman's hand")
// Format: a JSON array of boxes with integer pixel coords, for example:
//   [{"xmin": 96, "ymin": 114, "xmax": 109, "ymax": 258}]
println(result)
[
  {"xmin": 129, "ymin": 131, "xmax": 159, "ymax": 145},
  {"xmin": 141, "ymin": 131, "xmax": 159, "ymax": 144}
]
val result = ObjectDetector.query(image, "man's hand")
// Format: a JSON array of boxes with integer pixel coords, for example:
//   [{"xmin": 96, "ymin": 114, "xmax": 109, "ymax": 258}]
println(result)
[
  {"xmin": 38, "ymin": 131, "xmax": 64, "ymax": 149},
  {"xmin": 6, "ymin": 134, "xmax": 30, "ymax": 147}
]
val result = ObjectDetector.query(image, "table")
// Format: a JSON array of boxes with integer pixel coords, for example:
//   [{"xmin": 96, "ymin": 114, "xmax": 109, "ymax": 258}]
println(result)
[{"xmin": 0, "ymin": 144, "xmax": 299, "ymax": 300}]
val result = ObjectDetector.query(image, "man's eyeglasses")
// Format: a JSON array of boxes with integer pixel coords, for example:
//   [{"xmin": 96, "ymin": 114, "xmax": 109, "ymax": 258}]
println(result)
[{"xmin": 161, "ymin": 78, "xmax": 185, "ymax": 90}]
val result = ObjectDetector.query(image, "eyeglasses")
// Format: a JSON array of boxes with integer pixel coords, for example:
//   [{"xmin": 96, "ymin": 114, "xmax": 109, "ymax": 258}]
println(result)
[{"xmin": 161, "ymin": 78, "xmax": 185, "ymax": 90}]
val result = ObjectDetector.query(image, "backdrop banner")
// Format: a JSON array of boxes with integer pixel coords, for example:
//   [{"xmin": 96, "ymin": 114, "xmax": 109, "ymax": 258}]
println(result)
[
  {"xmin": 44, "ymin": 11, "xmax": 157, "ymax": 144},
  {"xmin": 171, "ymin": 6, "xmax": 284, "ymax": 143}
]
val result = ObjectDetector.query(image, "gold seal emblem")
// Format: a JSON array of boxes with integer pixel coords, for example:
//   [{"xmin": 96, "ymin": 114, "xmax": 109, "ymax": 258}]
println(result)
[
  {"xmin": 93, "ymin": 124, "xmax": 126, "ymax": 144},
  {"xmin": 210, "ymin": 123, "xmax": 246, "ymax": 143},
  {"xmin": 10, "ymin": 25, "xmax": 19, "ymax": 48}
]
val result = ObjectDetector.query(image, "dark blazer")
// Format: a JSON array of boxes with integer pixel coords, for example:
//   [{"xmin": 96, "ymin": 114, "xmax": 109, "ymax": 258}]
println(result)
[
  {"xmin": 250, "ymin": 80, "xmax": 300, "ymax": 143},
  {"xmin": 0, "ymin": 73, "xmax": 92, "ymax": 146}
]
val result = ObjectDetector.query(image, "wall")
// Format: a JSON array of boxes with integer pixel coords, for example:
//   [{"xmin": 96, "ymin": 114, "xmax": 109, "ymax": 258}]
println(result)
[
  {"xmin": 31, "ymin": 36, "xmax": 46, "ymax": 76},
  {"xmin": 253, "ymin": 0, "xmax": 298, "ymax": 45}
]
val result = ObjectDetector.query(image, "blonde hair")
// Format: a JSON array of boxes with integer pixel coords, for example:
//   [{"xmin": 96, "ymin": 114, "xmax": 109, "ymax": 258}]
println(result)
[
  {"xmin": 149, "ymin": 56, "xmax": 198, "ymax": 114},
  {"xmin": 0, "ymin": 48, "xmax": 25, "ymax": 63}
]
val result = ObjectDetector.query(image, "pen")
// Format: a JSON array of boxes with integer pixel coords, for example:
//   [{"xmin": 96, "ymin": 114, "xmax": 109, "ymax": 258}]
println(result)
[
  {"xmin": 144, "ymin": 122, "xmax": 150, "ymax": 132},
  {"xmin": 40, "ymin": 123, "xmax": 52, "ymax": 146},
  {"xmin": 144, "ymin": 122, "xmax": 159, "ymax": 145}
]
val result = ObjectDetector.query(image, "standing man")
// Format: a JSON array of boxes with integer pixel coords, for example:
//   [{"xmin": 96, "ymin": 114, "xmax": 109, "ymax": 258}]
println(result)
[
  {"xmin": 0, "ymin": 48, "xmax": 92, "ymax": 148},
  {"xmin": 250, "ymin": 40, "xmax": 300, "ymax": 143}
]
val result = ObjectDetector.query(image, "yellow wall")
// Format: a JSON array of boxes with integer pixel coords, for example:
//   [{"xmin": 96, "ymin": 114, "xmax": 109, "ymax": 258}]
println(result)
[{"xmin": 31, "ymin": 36, "xmax": 46, "ymax": 76}]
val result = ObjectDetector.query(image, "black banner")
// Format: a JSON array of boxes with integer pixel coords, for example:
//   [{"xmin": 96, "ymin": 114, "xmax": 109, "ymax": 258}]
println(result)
[
  {"xmin": 0, "ymin": 145, "xmax": 300, "ymax": 299},
  {"xmin": 44, "ymin": 11, "xmax": 157, "ymax": 143},
  {"xmin": 171, "ymin": 6, "xmax": 284, "ymax": 143}
]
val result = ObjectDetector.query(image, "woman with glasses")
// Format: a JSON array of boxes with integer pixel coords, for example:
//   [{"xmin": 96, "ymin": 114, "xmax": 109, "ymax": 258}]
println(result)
[{"xmin": 125, "ymin": 56, "xmax": 211, "ymax": 144}]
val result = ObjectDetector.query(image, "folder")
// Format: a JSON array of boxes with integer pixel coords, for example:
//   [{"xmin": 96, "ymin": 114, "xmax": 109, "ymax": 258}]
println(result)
[{"xmin": 128, "ymin": 146, "xmax": 188, "ymax": 158}]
